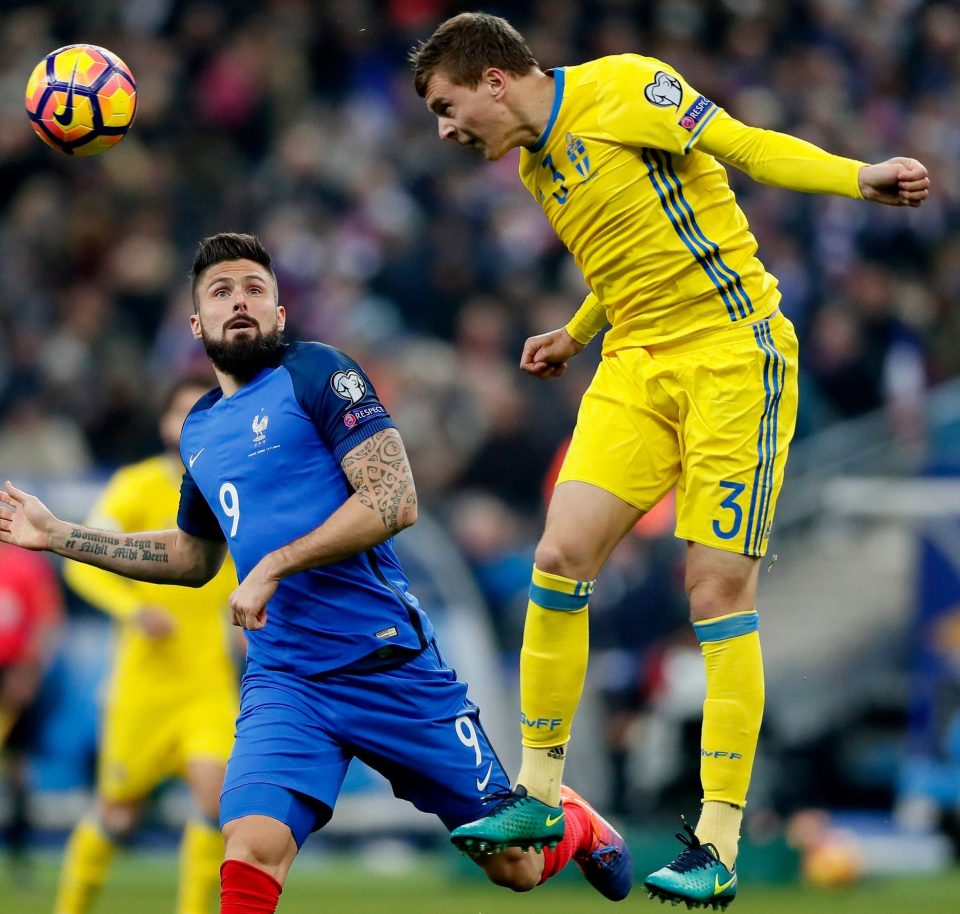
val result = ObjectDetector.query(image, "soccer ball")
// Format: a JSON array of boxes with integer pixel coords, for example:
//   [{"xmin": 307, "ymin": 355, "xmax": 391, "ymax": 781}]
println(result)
[{"xmin": 25, "ymin": 44, "xmax": 137, "ymax": 156}]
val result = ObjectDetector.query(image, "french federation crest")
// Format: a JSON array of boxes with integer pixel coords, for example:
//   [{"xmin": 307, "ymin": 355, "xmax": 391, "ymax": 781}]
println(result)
[
  {"xmin": 331, "ymin": 369, "xmax": 367, "ymax": 404},
  {"xmin": 565, "ymin": 133, "xmax": 591, "ymax": 177},
  {"xmin": 252, "ymin": 413, "xmax": 269, "ymax": 444}
]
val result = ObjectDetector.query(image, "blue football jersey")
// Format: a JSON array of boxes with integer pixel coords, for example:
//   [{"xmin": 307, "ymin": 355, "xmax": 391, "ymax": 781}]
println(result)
[{"xmin": 177, "ymin": 341, "xmax": 434, "ymax": 676}]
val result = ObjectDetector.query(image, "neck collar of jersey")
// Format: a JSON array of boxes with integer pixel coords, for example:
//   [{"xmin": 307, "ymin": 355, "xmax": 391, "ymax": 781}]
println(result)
[{"xmin": 530, "ymin": 68, "xmax": 565, "ymax": 153}]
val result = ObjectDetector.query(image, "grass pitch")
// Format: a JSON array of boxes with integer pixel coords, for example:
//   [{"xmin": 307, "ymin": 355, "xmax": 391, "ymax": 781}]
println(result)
[{"xmin": 3, "ymin": 851, "xmax": 959, "ymax": 914}]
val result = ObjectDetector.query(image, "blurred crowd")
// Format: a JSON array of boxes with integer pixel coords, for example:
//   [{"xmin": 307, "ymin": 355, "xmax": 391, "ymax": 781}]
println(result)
[
  {"xmin": 0, "ymin": 0, "xmax": 958, "ymax": 819},
  {"xmin": 0, "ymin": 0, "xmax": 957, "ymax": 473}
]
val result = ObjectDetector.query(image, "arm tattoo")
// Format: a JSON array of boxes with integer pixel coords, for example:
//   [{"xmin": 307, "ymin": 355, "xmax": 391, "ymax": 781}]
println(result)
[
  {"xmin": 341, "ymin": 428, "xmax": 417, "ymax": 531},
  {"xmin": 63, "ymin": 528, "xmax": 170, "ymax": 564}
]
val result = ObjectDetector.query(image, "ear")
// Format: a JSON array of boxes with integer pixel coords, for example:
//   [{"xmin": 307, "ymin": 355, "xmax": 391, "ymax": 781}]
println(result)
[
  {"xmin": 276, "ymin": 305, "xmax": 286, "ymax": 332},
  {"xmin": 483, "ymin": 67, "xmax": 508, "ymax": 98},
  {"xmin": 189, "ymin": 313, "xmax": 203, "ymax": 340}
]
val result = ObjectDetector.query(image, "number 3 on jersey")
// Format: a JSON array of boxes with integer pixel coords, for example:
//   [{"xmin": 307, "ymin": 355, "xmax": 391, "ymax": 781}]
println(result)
[{"xmin": 219, "ymin": 482, "xmax": 240, "ymax": 537}]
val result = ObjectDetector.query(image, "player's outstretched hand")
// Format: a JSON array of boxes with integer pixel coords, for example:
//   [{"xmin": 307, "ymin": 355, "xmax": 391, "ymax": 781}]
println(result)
[
  {"xmin": 520, "ymin": 327, "xmax": 585, "ymax": 379},
  {"xmin": 229, "ymin": 562, "xmax": 279, "ymax": 631},
  {"xmin": 0, "ymin": 481, "xmax": 56, "ymax": 551},
  {"xmin": 859, "ymin": 157, "xmax": 930, "ymax": 207}
]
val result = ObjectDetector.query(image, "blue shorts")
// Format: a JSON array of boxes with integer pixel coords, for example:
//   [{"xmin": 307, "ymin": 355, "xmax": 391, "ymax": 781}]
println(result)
[{"xmin": 220, "ymin": 641, "xmax": 510, "ymax": 847}]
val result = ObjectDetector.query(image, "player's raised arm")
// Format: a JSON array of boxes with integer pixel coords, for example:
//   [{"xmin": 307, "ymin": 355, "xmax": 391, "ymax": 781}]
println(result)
[
  {"xmin": 0, "ymin": 480, "xmax": 225, "ymax": 587},
  {"xmin": 695, "ymin": 109, "xmax": 930, "ymax": 207}
]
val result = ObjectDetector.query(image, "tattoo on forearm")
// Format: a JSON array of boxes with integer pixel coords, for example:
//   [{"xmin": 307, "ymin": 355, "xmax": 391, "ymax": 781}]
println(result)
[
  {"xmin": 63, "ymin": 529, "xmax": 169, "ymax": 563},
  {"xmin": 342, "ymin": 429, "xmax": 417, "ymax": 531}
]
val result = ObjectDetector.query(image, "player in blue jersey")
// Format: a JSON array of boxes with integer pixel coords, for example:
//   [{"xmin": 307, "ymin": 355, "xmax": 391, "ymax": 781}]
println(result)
[{"xmin": 0, "ymin": 233, "xmax": 632, "ymax": 912}]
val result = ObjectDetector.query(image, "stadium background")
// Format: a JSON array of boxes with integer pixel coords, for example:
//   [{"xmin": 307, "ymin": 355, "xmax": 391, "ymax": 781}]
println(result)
[{"xmin": 1, "ymin": 0, "xmax": 960, "ymax": 909}]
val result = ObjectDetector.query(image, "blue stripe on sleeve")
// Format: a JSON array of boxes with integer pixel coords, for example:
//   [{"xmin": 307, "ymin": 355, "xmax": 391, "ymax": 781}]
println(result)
[{"xmin": 683, "ymin": 104, "xmax": 719, "ymax": 152}]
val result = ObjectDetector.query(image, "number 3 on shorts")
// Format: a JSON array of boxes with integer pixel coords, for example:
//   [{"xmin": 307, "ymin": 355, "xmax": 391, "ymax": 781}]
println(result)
[{"xmin": 712, "ymin": 480, "xmax": 746, "ymax": 540}]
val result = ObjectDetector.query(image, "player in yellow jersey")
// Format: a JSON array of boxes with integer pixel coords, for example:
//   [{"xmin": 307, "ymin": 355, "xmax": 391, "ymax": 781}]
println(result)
[
  {"xmin": 411, "ymin": 12, "xmax": 929, "ymax": 909},
  {"xmin": 54, "ymin": 378, "xmax": 240, "ymax": 914}
]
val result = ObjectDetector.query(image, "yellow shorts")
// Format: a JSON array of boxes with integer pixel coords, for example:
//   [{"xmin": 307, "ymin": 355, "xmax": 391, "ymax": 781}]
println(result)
[
  {"xmin": 557, "ymin": 311, "xmax": 798, "ymax": 556},
  {"xmin": 98, "ymin": 686, "xmax": 238, "ymax": 802}
]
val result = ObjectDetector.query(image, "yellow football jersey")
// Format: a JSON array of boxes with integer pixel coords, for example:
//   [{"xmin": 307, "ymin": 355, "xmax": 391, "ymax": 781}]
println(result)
[
  {"xmin": 65, "ymin": 455, "xmax": 238, "ymax": 701},
  {"xmin": 519, "ymin": 55, "xmax": 863, "ymax": 350}
]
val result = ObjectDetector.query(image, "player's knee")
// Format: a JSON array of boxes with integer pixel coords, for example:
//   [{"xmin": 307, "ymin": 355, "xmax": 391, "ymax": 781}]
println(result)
[
  {"xmin": 686, "ymin": 572, "xmax": 753, "ymax": 621},
  {"xmin": 478, "ymin": 848, "xmax": 540, "ymax": 892},
  {"xmin": 222, "ymin": 818, "xmax": 293, "ymax": 872},
  {"xmin": 534, "ymin": 541, "xmax": 587, "ymax": 581}
]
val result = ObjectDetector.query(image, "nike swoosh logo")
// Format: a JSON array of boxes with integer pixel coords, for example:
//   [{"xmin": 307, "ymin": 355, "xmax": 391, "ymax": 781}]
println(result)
[
  {"xmin": 53, "ymin": 61, "xmax": 79, "ymax": 126},
  {"xmin": 188, "ymin": 448, "xmax": 205, "ymax": 468},
  {"xmin": 545, "ymin": 812, "xmax": 564, "ymax": 827},
  {"xmin": 714, "ymin": 873, "xmax": 737, "ymax": 895},
  {"xmin": 475, "ymin": 762, "xmax": 493, "ymax": 792}
]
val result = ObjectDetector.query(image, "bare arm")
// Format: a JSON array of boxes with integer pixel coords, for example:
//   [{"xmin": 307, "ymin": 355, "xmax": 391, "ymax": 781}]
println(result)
[
  {"xmin": 0, "ymin": 480, "xmax": 225, "ymax": 587},
  {"xmin": 228, "ymin": 427, "xmax": 418, "ymax": 629}
]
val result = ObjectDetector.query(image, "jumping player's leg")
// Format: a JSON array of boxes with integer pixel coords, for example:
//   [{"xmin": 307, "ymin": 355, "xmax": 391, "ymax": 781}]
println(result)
[
  {"xmin": 518, "ymin": 480, "xmax": 642, "ymax": 806},
  {"xmin": 643, "ymin": 546, "xmax": 762, "ymax": 909},
  {"xmin": 645, "ymin": 312, "xmax": 798, "ymax": 909},
  {"xmin": 454, "ymin": 351, "xmax": 677, "ymax": 851},
  {"xmin": 686, "ymin": 544, "xmax": 763, "ymax": 869}
]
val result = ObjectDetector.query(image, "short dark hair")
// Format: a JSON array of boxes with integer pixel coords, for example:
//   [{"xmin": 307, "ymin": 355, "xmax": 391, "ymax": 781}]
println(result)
[
  {"xmin": 191, "ymin": 232, "xmax": 276, "ymax": 308},
  {"xmin": 410, "ymin": 12, "xmax": 538, "ymax": 98}
]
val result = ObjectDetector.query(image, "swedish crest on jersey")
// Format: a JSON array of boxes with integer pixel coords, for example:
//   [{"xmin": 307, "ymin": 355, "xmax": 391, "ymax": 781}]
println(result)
[
  {"xmin": 565, "ymin": 133, "xmax": 591, "ymax": 177},
  {"xmin": 331, "ymin": 369, "xmax": 366, "ymax": 404},
  {"xmin": 644, "ymin": 71, "xmax": 682, "ymax": 108}
]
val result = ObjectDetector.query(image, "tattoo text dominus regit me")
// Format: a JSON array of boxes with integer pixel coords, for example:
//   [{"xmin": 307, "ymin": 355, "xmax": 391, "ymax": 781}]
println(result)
[{"xmin": 64, "ymin": 529, "xmax": 169, "ymax": 563}]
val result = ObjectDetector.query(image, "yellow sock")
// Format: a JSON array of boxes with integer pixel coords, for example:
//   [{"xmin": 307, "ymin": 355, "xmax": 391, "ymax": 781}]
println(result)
[
  {"xmin": 517, "ymin": 565, "xmax": 591, "ymax": 806},
  {"xmin": 696, "ymin": 801, "xmax": 743, "ymax": 870},
  {"xmin": 176, "ymin": 820, "xmax": 224, "ymax": 914},
  {"xmin": 53, "ymin": 819, "xmax": 116, "ymax": 914},
  {"xmin": 693, "ymin": 610, "xmax": 764, "ymax": 867}
]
